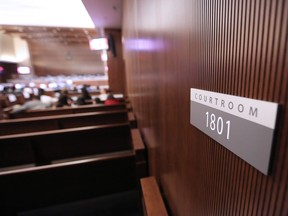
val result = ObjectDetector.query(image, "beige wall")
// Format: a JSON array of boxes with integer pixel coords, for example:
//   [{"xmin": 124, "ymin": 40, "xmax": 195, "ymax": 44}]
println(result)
[{"xmin": 0, "ymin": 34, "xmax": 16, "ymax": 62}]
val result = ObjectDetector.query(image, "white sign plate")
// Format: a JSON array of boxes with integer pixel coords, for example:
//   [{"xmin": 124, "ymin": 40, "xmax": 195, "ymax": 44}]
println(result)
[{"xmin": 190, "ymin": 88, "xmax": 279, "ymax": 175}]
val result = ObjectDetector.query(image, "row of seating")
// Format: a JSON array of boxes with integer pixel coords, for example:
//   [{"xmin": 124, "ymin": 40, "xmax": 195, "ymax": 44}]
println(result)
[
  {"xmin": 8, "ymin": 102, "xmax": 130, "ymax": 119},
  {"xmin": 0, "ymin": 97, "xmax": 168, "ymax": 215},
  {"xmin": 0, "ymin": 93, "xmax": 28, "ymax": 114},
  {"xmin": 0, "ymin": 151, "xmax": 138, "ymax": 215},
  {"xmin": 0, "ymin": 122, "xmax": 135, "ymax": 167},
  {"xmin": 0, "ymin": 98, "xmax": 145, "ymax": 214},
  {"xmin": 0, "ymin": 89, "xmax": 104, "ymax": 110},
  {"xmin": 0, "ymin": 89, "xmax": 127, "ymax": 120},
  {"xmin": 0, "ymin": 109, "xmax": 134, "ymax": 136}
]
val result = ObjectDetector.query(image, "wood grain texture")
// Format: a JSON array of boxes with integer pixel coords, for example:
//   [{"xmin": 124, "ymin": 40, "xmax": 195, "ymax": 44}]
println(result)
[
  {"xmin": 123, "ymin": 0, "xmax": 288, "ymax": 215},
  {"xmin": 141, "ymin": 176, "xmax": 169, "ymax": 216},
  {"xmin": 105, "ymin": 29, "xmax": 127, "ymax": 94},
  {"xmin": 28, "ymin": 39, "xmax": 104, "ymax": 76},
  {"xmin": 22, "ymin": 27, "xmax": 126, "ymax": 94}
]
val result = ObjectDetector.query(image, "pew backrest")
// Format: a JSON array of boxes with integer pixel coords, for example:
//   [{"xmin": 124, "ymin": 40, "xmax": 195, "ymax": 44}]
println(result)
[
  {"xmin": 9, "ymin": 103, "xmax": 127, "ymax": 119},
  {"xmin": 0, "ymin": 123, "xmax": 132, "ymax": 166},
  {"xmin": 0, "ymin": 110, "xmax": 129, "ymax": 135},
  {"xmin": 0, "ymin": 151, "xmax": 137, "ymax": 215},
  {"xmin": 0, "ymin": 136, "xmax": 35, "ymax": 169}
]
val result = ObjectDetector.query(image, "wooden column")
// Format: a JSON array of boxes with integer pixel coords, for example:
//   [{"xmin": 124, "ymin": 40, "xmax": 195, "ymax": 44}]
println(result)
[{"xmin": 105, "ymin": 29, "xmax": 127, "ymax": 95}]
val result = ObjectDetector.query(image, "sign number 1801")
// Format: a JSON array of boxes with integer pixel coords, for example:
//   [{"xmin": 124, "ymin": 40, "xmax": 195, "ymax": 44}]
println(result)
[{"xmin": 206, "ymin": 112, "xmax": 231, "ymax": 140}]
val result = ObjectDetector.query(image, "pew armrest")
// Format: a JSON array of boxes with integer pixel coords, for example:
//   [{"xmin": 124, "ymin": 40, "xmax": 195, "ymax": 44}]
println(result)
[
  {"xmin": 131, "ymin": 128, "xmax": 145, "ymax": 153},
  {"xmin": 140, "ymin": 176, "xmax": 169, "ymax": 216},
  {"xmin": 128, "ymin": 112, "xmax": 137, "ymax": 128},
  {"xmin": 131, "ymin": 129, "xmax": 147, "ymax": 178}
]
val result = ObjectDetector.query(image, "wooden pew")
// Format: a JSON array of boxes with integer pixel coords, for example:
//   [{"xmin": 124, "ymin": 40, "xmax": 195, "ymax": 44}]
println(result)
[
  {"xmin": 141, "ymin": 176, "xmax": 169, "ymax": 216},
  {"xmin": 0, "ymin": 107, "xmax": 5, "ymax": 120},
  {"xmin": 0, "ymin": 136, "xmax": 35, "ymax": 170},
  {"xmin": 0, "ymin": 121, "xmax": 147, "ymax": 215},
  {"xmin": 131, "ymin": 129, "xmax": 147, "ymax": 179},
  {"xmin": 0, "ymin": 123, "xmax": 133, "ymax": 167},
  {"xmin": 0, "ymin": 110, "xmax": 130, "ymax": 136},
  {"xmin": 129, "ymin": 111, "xmax": 137, "ymax": 128},
  {"xmin": 0, "ymin": 151, "xmax": 139, "ymax": 215},
  {"xmin": 9, "ymin": 103, "xmax": 127, "ymax": 119},
  {"xmin": 0, "ymin": 117, "xmax": 59, "ymax": 136}
]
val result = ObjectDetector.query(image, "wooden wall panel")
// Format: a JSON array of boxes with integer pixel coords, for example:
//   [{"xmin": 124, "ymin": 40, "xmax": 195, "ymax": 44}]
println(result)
[
  {"xmin": 26, "ymin": 28, "xmax": 126, "ymax": 94},
  {"xmin": 105, "ymin": 29, "xmax": 127, "ymax": 94},
  {"xmin": 123, "ymin": 0, "xmax": 288, "ymax": 215},
  {"xmin": 28, "ymin": 40, "xmax": 105, "ymax": 76},
  {"xmin": 0, "ymin": 62, "xmax": 18, "ymax": 82}
]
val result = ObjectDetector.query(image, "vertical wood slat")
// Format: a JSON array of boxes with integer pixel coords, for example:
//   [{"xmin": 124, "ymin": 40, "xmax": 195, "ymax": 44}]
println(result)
[{"xmin": 123, "ymin": 0, "xmax": 288, "ymax": 215}]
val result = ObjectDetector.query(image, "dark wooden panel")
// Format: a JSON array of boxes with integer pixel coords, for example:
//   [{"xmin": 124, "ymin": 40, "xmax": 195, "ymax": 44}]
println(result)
[
  {"xmin": 0, "ymin": 123, "xmax": 132, "ymax": 165},
  {"xmin": 9, "ymin": 103, "xmax": 127, "ymax": 119},
  {"xmin": 28, "ymin": 36, "xmax": 105, "ymax": 76},
  {"xmin": 105, "ymin": 29, "xmax": 127, "ymax": 94},
  {"xmin": 0, "ymin": 119, "xmax": 59, "ymax": 135},
  {"xmin": 0, "ymin": 151, "xmax": 137, "ymax": 215},
  {"xmin": 0, "ymin": 137, "xmax": 35, "ymax": 168},
  {"xmin": 122, "ymin": 0, "xmax": 288, "ymax": 215},
  {"xmin": 0, "ymin": 110, "xmax": 129, "ymax": 135},
  {"xmin": 0, "ymin": 62, "xmax": 18, "ymax": 82}
]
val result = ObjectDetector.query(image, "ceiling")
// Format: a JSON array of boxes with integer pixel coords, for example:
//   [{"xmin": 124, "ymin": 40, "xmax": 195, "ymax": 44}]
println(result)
[
  {"xmin": 0, "ymin": 0, "xmax": 123, "ymax": 45},
  {"xmin": 0, "ymin": 0, "xmax": 123, "ymax": 78},
  {"xmin": 0, "ymin": 25, "xmax": 98, "ymax": 46},
  {"xmin": 82, "ymin": 0, "xmax": 123, "ymax": 29},
  {"xmin": 0, "ymin": 0, "xmax": 123, "ymax": 29}
]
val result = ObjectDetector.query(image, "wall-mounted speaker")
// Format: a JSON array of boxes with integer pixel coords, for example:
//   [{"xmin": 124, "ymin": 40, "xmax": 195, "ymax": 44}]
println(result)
[{"xmin": 107, "ymin": 34, "xmax": 116, "ymax": 57}]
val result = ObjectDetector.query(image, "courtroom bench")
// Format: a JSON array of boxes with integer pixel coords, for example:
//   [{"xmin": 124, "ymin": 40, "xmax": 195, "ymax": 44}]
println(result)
[
  {"xmin": 8, "ymin": 102, "xmax": 128, "ymax": 119},
  {"xmin": 0, "ymin": 123, "xmax": 147, "ymax": 179},
  {"xmin": 0, "ymin": 151, "xmax": 142, "ymax": 216},
  {"xmin": 0, "ymin": 123, "xmax": 133, "ymax": 168},
  {"xmin": 0, "ymin": 109, "xmax": 136, "ymax": 136}
]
